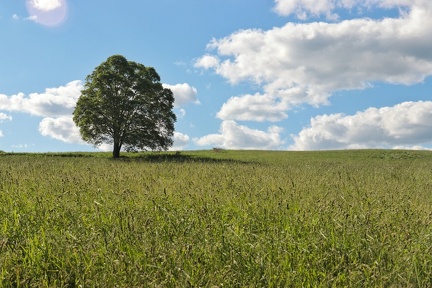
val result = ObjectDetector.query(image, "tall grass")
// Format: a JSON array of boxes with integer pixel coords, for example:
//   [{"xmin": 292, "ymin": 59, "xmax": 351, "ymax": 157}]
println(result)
[{"xmin": 1, "ymin": 150, "xmax": 432, "ymax": 287}]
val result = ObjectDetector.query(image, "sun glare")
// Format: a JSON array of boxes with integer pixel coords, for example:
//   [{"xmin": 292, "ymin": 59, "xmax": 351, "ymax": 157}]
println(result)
[{"xmin": 26, "ymin": 0, "xmax": 68, "ymax": 27}]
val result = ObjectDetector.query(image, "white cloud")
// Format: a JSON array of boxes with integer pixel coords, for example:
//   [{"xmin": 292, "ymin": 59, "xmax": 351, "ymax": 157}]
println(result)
[
  {"xmin": 0, "ymin": 113, "xmax": 12, "ymax": 122},
  {"xmin": 393, "ymin": 145, "xmax": 432, "ymax": 150},
  {"xmin": 25, "ymin": 15, "xmax": 38, "ymax": 21},
  {"xmin": 217, "ymin": 93, "xmax": 289, "ymax": 122},
  {"xmin": 197, "ymin": 1, "xmax": 432, "ymax": 122},
  {"xmin": 194, "ymin": 54, "xmax": 220, "ymax": 69},
  {"xmin": 11, "ymin": 144, "xmax": 35, "ymax": 149},
  {"xmin": 174, "ymin": 61, "xmax": 186, "ymax": 66},
  {"xmin": 273, "ymin": 0, "xmax": 340, "ymax": 20},
  {"xmin": 96, "ymin": 143, "xmax": 112, "ymax": 152},
  {"xmin": 290, "ymin": 101, "xmax": 432, "ymax": 150},
  {"xmin": 0, "ymin": 80, "xmax": 189, "ymax": 150},
  {"xmin": 0, "ymin": 81, "xmax": 193, "ymax": 119},
  {"xmin": 163, "ymin": 83, "xmax": 200, "ymax": 107},
  {"xmin": 0, "ymin": 113, "xmax": 12, "ymax": 138},
  {"xmin": 0, "ymin": 80, "xmax": 82, "ymax": 117},
  {"xmin": 11, "ymin": 13, "xmax": 38, "ymax": 22},
  {"xmin": 171, "ymin": 132, "xmax": 190, "ymax": 150},
  {"xmin": 196, "ymin": 120, "xmax": 284, "ymax": 149},
  {"xmin": 39, "ymin": 116, "xmax": 84, "ymax": 144},
  {"xmin": 272, "ymin": 0, "xmax": 414, "ymax": 20},
  {"xmin": 30, "ymin": 0, "xmax": 62, "ymax": 12},
  {"xmin": 0, "ymin": 81, "xmax": 86, "ymax": 145},
  {"xmin": 176, "ymin": 108, "xmax": 186, "ymax": 118}
]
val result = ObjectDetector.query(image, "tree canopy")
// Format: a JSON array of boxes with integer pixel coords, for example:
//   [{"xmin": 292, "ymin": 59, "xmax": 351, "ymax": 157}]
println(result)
[{"xmin": 73, "ymin": 55, "xmax": 176, "ymax": 158}]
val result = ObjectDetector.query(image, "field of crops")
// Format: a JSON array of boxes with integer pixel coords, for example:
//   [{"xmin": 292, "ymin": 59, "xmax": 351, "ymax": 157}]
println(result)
[{"xmin": 1, "ymin": 149, "xmax": 432, "ymax": 287}]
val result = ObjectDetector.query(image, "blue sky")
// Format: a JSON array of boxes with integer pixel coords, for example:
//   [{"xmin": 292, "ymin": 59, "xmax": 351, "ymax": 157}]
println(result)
[{"xmin": 1, "ymin": 0, "xmax": 432, "ymax": 152}]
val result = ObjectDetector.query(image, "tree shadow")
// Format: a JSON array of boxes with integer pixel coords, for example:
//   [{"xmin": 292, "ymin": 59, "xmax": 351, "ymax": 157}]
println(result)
[
  {"xmin": 2, "ymin": 151, "xmax": 253, "ymax": 165},
  {"xmin": 111, "ymin": 152, "xmax": 251, "ymax": 164}
]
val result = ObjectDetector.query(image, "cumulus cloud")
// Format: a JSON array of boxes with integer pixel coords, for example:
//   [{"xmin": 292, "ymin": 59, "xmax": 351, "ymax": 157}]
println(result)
[
  {"xmin": 171, "ymin": 132, "xmax": 190, "ymax": 150},
  {"xmin": 194, "ymin": 54, "xmax": 220, "ymax": 69},
  {"xmin": 38, "ymin": 116, "xmax": 84, "ymax": 143},
  {"xmin": 196, "ymin": 120, "xmax": 284, "ymax": 149},
  {"xmin": 176, "ymin": 108, "xmax": 186, "ymax": 119},
  {"xmin": 0, "ymin": 80, "xmax": 196, "ymax": 149},
  {"xmin": 0, "ymin": 113, "xmax": 12, "ymax": 138},
  {"xmin": 163, "ymin": 83, "xmax": 200, "ymax": 107},
  {"xmin": 0, "ymin": 80, "xmax": 82, "ymax": 117},
  {"xmin": 217, "ymin": 93, "xmax": 289, "ymax": 122},
  {"xmin": 195, "ymin": 0, "xmax": 432, "ymax": 122},
  {"xmin": 274, "ymin": 0, "xmax": 342, "ymax": 20},
  {"xmin": 273, "ymin": 0, "xmax": 413, "ymax": 20},
  {"xmin": 290, "ymin": 101, "xmax": 432, "ymax": 150},
  {"xmin": 0, "ymin": 81, "xmax": 84, "ymax": 145},
  {"xmin": 0, "ymin": 113, "xmax": 12, "ymax": 122},
  {"xmin": 393, "ymin": 145, "xmax": 432, "ymax": 151}
]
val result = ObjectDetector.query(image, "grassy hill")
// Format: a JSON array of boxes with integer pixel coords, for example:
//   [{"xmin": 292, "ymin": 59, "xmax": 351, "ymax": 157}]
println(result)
[{"xmin": 1, "ymin": 150, "xmax": 431, "ymax": 286}]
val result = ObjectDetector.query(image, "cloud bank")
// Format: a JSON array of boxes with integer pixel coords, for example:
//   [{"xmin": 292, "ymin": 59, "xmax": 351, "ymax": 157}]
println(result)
[
  {"xmin": 0, "ymin": 81, "xmax": 84, "ymax": 146},
  {"xmin": 0, "ymin": 80, "xmax": 196, "ymax": 150},
  {"xmin": 272, "ymin": 0, "xmax": 415, "ymax": 20},
  {"xmin": 194, "ymin": 0, "xmax": 432, "ymax": 150},
  {"xmin": 195, "ymin": 120, "xmax": 284, "ymax": 150},
  {"xmin": 196, "ymin": 1, "xmax": 432, "ymax": 117},
  {"xmin": 291, "ymin": 101, "xmax": 432, "ymax": 150},
  {"xmin": 0, "ymin": 80, "xmax": 82, "ymax": 117}
]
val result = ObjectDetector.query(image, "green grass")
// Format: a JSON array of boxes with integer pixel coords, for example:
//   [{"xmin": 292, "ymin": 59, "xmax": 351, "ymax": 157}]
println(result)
[{"xmin": 1, "ymin": 150, "xmax": 432, "ymax": 287}]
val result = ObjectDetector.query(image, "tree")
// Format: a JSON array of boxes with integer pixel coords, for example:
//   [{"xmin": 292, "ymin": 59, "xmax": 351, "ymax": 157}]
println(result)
[{"xmin": 73, "ymin": 55, "xmax": 176, "ymax": 158}]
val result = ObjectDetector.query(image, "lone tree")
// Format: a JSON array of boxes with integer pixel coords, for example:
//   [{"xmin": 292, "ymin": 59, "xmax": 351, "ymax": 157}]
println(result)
[{"xmin": 73, "ymin": 55, "xmax": 176, "ymax": 158}]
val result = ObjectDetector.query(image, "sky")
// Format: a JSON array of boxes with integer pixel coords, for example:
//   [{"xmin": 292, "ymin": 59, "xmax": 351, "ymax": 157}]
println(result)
[{"xmin": 1, "ymin": 0, "xmax": 432, "ymax": 152}]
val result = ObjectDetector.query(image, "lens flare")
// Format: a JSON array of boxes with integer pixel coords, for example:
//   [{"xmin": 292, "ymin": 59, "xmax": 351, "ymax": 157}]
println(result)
[{"xmin": 26, "ymin": 0, "xmax": 68, "ymax": 27}]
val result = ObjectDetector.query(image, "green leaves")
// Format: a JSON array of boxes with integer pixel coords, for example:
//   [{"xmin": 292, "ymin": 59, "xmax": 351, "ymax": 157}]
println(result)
[{"xmin": 73, "ymin": 55, "xmax": 176, "ymax": 157}]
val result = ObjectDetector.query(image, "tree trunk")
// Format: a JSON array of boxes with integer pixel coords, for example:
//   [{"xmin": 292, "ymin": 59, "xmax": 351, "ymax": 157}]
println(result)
[{"xmin": 113, "ymin": 142, "xmax": 121, "ymax": 158}]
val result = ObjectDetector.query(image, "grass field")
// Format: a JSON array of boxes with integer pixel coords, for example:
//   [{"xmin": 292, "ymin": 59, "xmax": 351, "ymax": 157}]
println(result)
[{"xmin": 1, "ymin": 149, "xmax": 432, "ymax": 287}]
